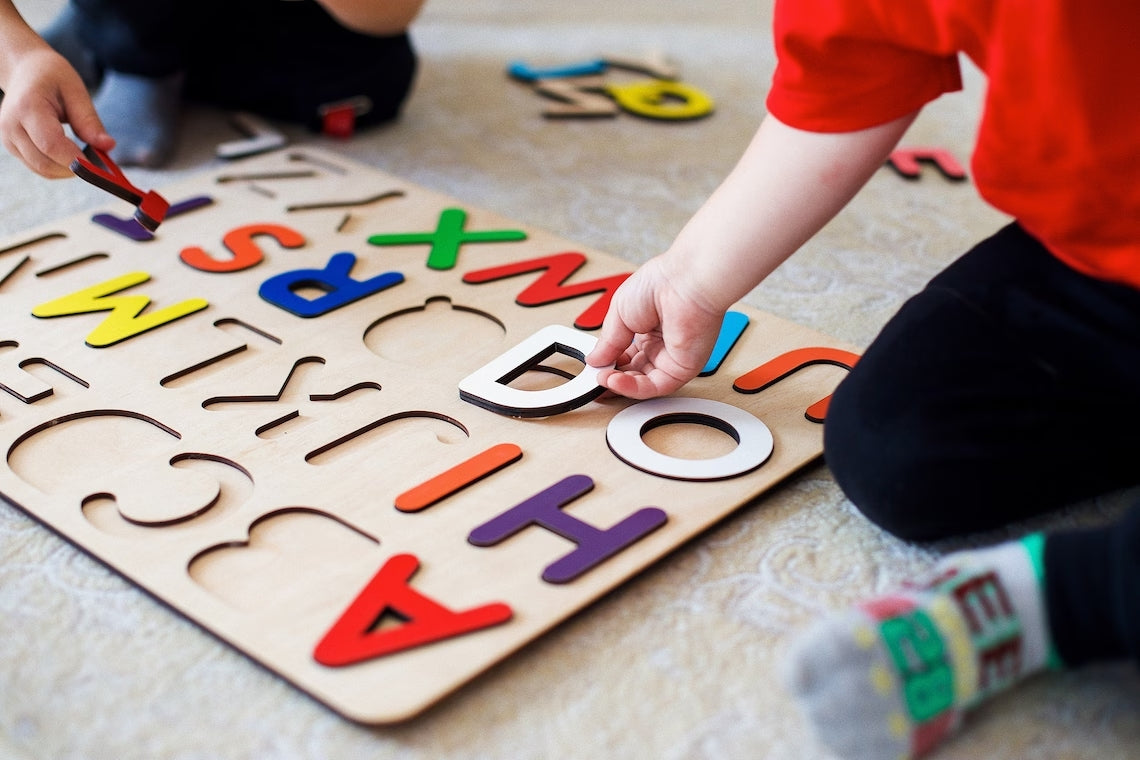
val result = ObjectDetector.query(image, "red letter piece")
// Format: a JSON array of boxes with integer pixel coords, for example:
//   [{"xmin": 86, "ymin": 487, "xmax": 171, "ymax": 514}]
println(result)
[
  {"xmin": 733, "ymin": 346, "xmax": 860, "ymax": 423},
  {"xmin": 93, "ymin": 195, "xmax": 214, "ymax": 242},
  {"xmin": 70, "ymin": 144, "xmax": 170, "ymax": 230},
  {"xmin": 887, "ymin": 148, "xmax": 967, "ymax": 181},
  {"xmin": 180, "ymin": 223, "xmax": 305, "ymax": 273},
  {"xmin": 313, "ymin": 553, "xmax": 513, "ymax": 667},
  {"xmin": 462, "ymin": 252, "xmax": 630, "ymax": 331}
]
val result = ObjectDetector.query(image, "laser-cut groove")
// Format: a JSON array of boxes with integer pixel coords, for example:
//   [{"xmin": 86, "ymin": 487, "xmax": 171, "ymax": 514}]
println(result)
[
  {"xmin": 2, "ymin": 358, "xmax": 91, "ymax": 403},
  {"xmin": 309, "ymin": 381, "xmax": 382, "ymax": 402},
  {"xmin": 161, "ymin": 320, "xmax": 282, "ymax": 387},
  {"xmin": 288, "ymin": 152, "xmax": 348, "ymax": 174},
  {"xmin": 216, "ymin": 171, "xmax": 316, "ymax": 183},
  {"xmin": 34, "ymin": 252, "xmax": 110, "ymax": 276},
  {"xmin": 0, "ymin": 232, "xmax": 67, "ymax": 256},
  {"xmin": 0, "ymin": 256, "xmax": 30, "ymax": 288},
  {"xmin": 7, "ymin": 409, "xmax": 181, "ymax": 465},
  {"xmin": 286, "ymin": 189, "xmax": 404, "ymax": 213},
  {"xmin": 305, "ymin": 411, "xmax": 468, "ymax": 463},
  {"xmin": 161, "ymin": 346, "xmax": 248, "ymax": 387},
  {"xmin": 202, "ymin": 356, "xmax": 326, "ymax": 408},
  {"xmin": 256, "ymin": 410, "xmax": 301, "ymax": 437},
  {"xmin": 214, "ymin": 318, "xmax": 282, "ymax": 345}
]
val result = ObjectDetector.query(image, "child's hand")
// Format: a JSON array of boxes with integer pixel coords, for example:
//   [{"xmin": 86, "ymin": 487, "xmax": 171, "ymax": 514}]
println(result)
[
  {"xmin": 0, "ymin": 47, "xmax": 113, "ymax": 178},
  {"xmin": 584, "ymin": 113, "xmax": 921, "ymax": 401},
  {"xmin": 586, "ymin": 254, "xmax": 724, "ymax": 399}
]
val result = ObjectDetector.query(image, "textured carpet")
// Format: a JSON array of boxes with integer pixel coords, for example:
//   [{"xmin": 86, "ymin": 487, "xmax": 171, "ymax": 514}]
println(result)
[{"xmin": 1, "ymin": 1, "xmax": 1138, "ymax": 758}]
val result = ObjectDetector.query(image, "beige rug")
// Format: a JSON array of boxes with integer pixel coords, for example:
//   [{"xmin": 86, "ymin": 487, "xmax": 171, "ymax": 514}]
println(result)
[{"xmin": 2, "ymin": 1, "xmax": 1137, "ymax": 758}]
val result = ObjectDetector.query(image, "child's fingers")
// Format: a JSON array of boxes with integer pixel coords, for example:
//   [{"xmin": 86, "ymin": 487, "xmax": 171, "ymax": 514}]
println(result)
[
  {"xmin": 586, "ymin": 321, "xmax": 635, "ymax": 367},
  {"xmin": 597, "ymin": 366, "xmax": 686, "ymax": 400},
  {"xmin": 22, "ymin": 108, "xmax": 84, "ymax": 177},
  {"xmin": 2, "ymin": 71, "xmax": 114, "ymax": 178},
  {"xmin": 59, "ymin": 76, "xmax": 114, "ymax": 152},
  {"xmin": 4, "ymin": 121, "xmax": 72, "ymax": 178}
]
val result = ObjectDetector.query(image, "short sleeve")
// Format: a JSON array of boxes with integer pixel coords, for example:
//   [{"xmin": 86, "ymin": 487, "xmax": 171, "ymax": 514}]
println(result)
[{"xmin": 766, "ymin": 0, "xmax": 963, "ymax": 132}]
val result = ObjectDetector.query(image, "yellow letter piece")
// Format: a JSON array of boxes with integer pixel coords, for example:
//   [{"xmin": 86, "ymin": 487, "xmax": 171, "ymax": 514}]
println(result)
[
  {"xmin": 605, "ymin": 79, "xmax": 715, "ymax": 121},
  {"xmin": 32, "ymin": 272, "xmax": 208, "ymax": 347}
]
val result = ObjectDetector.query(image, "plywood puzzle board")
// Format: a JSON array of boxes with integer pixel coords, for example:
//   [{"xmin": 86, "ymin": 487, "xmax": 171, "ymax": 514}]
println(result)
[{"xmin": 0, "ymin": 148, "xmax": 858, "ymax": 723}]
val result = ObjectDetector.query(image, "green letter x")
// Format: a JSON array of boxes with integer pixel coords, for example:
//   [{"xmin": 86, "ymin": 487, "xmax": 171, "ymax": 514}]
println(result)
[{"xmin": 367, "ymin": 207, "xmax": 527, "ymax": 270}]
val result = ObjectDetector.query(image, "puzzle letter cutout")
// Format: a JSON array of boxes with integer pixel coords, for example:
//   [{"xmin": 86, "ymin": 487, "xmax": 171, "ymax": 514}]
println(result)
[{"xmin": 0, "ymin": 149, "xmax": 857, "ymax": 723}]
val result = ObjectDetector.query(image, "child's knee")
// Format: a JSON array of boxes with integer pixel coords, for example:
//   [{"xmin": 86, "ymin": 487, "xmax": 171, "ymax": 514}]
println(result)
[{"xmin": 823, "ymin": 374, "xmax": 965, "ymax": 542}]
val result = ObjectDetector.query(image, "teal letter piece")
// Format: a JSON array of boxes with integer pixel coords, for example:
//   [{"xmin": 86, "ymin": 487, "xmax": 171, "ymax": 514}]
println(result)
[{"xmin": 700, "ymin": 311, "xmax": 750, "ymax": 376}]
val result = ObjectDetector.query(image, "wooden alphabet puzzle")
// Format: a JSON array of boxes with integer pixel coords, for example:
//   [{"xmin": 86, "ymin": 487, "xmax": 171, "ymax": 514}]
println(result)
[{"xmin": 0, "ymin": 148, "xmax": 858, "ymax": 723}]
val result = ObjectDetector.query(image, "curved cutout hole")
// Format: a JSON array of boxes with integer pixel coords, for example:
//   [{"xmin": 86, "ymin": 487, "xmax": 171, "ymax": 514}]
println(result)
[
  {"xmin": 364, "ymin": 296, "xmax": 505, "ymax": 365},
  {"xmin": 80, "ymin": 452, "xmax": 253, "ymax": 531},
  {"xmin": 8, "ymin": 410, "xmax": 181, "ymax": 489},
  {"xmin": 188, "ymin": 507, "xmax": 381, "ymax": 610}
]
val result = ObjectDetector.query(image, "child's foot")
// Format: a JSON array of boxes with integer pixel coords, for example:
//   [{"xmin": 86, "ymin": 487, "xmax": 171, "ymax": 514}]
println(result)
[
  {"xmin": 784, "ymin": 536, "xmax": 1055, "ymax": 759},
  {"xmin": 38, "ymin": 5, "xmax": 102, "ymax": 88},
  {"xmin": 94, "ymin": 70, "xmax": 184, "ymax": 168}
]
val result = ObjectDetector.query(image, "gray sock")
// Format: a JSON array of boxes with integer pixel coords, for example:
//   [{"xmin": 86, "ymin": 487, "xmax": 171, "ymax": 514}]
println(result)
[
  {"xmin": 38, "ymin": 4, "xmax": 101, "ymax": 88},
  {"xmin": 94, "ymin": 69, "xmax": 184, "ymax": 168},
  {"xmin": 784, "ymin": 608, "xmax": 924, "ymax": 760},
  {"xmin": 782, "ymin": 540, "xmax": 1053, "ymax": 759}
]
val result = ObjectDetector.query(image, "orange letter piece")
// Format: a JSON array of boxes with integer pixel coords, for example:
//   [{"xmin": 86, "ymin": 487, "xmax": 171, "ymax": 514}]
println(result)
[
  {"xmin": 180, "ymin": 223, "xmax": 305, "ymax": 273},
  {"xmin": 733, "ymin": 346, "xmax": 860, "ymax": 423},
  {"xmin": 395, "ymin": 443, "xmax": 523, "ymax": 513}
]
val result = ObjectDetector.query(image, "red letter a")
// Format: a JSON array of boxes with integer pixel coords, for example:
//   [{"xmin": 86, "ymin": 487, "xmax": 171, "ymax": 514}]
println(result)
[{"xmin": 313, "ymin": 553, "xmax": 512, "ymax": 667}]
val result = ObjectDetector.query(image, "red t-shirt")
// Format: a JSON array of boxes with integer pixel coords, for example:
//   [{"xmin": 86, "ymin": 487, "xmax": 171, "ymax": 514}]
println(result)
[{"xmin": 766, "ymin": 0, "xmax": 1140, "ymax": 290}]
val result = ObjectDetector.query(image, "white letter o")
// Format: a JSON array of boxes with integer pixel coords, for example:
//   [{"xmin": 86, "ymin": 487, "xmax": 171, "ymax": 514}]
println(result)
[{"xmin": 606, "ymin": 397, "xmax": 773, "ymax": 481}]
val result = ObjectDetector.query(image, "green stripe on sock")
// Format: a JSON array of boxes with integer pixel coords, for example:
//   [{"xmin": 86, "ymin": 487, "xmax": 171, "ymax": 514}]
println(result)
[
  {"xmin": 1019, "ymin": 532, "xmax": 1064, "ymax": 671},
  {"xmin": 1020, "ymin": 533, "xmax": 1046, "ymax": 582}
]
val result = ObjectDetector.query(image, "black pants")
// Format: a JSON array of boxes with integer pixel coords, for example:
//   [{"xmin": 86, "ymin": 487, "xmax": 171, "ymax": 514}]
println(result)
[
  {"xmin": 823, "ymin": 222, "xmax": 1140, "ymax": 667},
  {"xmin": 69, "ymin": 0, "xmax": 417, "ymax": 129}
]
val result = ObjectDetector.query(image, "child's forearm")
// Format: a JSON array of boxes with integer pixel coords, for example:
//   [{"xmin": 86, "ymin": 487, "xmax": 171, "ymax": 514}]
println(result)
[
  {"xmin": 585, "ymin": 111, "xmax": 918, "ymax": 396},
  {"xmin": 0, "ymin": 1, "xmax": 48, "ymax": 88},
  {"xmin": 667, "ymin": 111, "xmax": 918, "ymax": 314},
  {"xmin": 316, "ymin": 0, "xmax": 427, "ymax": 36}
]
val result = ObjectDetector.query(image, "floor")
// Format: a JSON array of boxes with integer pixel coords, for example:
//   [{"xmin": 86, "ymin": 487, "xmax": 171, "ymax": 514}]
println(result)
[{"xmin": 1, "ymin": 2, "xmax": 1138, "ymax": 758}]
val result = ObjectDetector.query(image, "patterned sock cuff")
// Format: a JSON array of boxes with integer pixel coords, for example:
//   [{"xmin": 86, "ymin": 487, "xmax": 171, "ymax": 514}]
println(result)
[{"xmin": 1020, "ymin": 532, "xmax": 1064, "ymax": 671}]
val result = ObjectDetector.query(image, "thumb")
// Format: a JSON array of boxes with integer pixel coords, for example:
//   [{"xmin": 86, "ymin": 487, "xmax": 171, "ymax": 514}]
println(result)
[{"xmin": 586, "ymin": 317, "xmax": 633, "ymax": 367}]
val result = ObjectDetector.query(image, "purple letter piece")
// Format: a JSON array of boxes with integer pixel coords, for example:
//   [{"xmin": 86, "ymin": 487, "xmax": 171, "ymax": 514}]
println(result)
[
  {"xmin": 92, "ymin": 195, "xmax": 215, "ymax": 241},
  {"xmin": 468, "ymin": 474, "xmax": 667, "ymax": 584}
]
